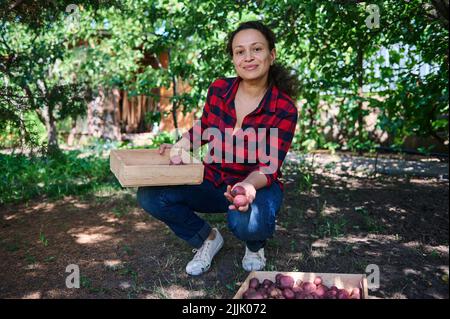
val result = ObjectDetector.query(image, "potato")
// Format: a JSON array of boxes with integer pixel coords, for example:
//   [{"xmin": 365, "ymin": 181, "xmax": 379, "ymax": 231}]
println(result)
[
  {"xmin": 320, "ymin": 284, "xmax": 329, "ymax": 291},
  {"xmin": 292, "ymin": 286, "xmax": 303, "ymax": 293},
  {"xmin": 266, "ymin": 285, "xmax": 275, "ymax": 294},
  {"xmin": 256, "ymin": 287, "xmax": 268, "ymax": 299},
  {"xmin": 328, "ymin": 286, "xmax": 340, "ymax": 296},
  {"xmin": 279, "ymin": 275, "xmax": 295, "ymax": 289},
  {"xmin": 249, "ymin": 278, "xmax": 260, "ymax": 289},
  {"xmin": 233, "ymin": 195, "xmax": 249, "ymax": 207},
  {"xmin": 295, "ymin": 292, "xmax": 306, "ymax": 299},
  {"xmin": 270, "ymin": 288, "xmax": 282, "ymax": 298},
  {"xmin": 314, "ymin": 284, "xmax": 327, "ymax": 297},
  {"xmin": 295, "ymin": 279, "xmax": 303, "ymax": 287},
  {"xmin": 275, "ymin": 273, "xmax": 283, "ymax": 285},
  {"xmin": 169, "ymin": 155, "xmax": 183, "ymax": 165},
  {"xmin": 325, "ymin": 289, "xmax": 338, "ymax": 299},
  {"xmin": 313, "ymin": 276, "xmax": 323, "ymax": 286},
  {"xmin": 302, "ymin": 282, "xmax": 316, "ymax": 294},
  {"xmin": 282, "ymin": 288, "xmax": 295, "ymax": 299},
  {"xmin": 245, "ymin": 291, "xmax": 265, "ymax": 299},
  {"xmin": 350, "ymin": 288, "xmax": 361, "ymax": 299},
  {"xmin": 262, "ymin": 279, "xmax": 274, "ymax": 288},
  {"xmin": 242, "ymin": 287, "xmax": 256, "ymax": 299},
  {"xmin": 337, "ymin": 289, "xmax": 350, "ymax": 299},
  {"xmin": 231, "ymin": 185, "xmax": 246, "ymax": 196}
]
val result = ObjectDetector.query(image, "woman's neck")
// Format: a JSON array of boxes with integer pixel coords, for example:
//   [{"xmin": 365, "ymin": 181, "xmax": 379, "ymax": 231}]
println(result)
[{"xmin": 239, "ymin": 74, "xmax": 269, "ymax": 99}]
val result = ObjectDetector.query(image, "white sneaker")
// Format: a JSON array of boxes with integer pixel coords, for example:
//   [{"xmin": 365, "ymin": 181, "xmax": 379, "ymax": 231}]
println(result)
[
  {"xmin": 242, "ymin": 247, "xmax": 266, "ymax": 271},
  {"xmin": 186, "ymin": 228, "xmax": 224, "ymax": 276}
]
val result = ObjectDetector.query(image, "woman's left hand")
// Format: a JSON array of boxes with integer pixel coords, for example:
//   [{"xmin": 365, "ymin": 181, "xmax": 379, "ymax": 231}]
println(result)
[{"xmin": 224, "ymin": 182, "xmax": 256, "ymax": 212}]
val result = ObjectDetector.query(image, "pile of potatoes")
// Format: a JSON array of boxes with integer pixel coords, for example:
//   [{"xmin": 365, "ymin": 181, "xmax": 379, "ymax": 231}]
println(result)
[{"xmin": 242, "ymin": 274, "xmax": 361, "ymax": 299}]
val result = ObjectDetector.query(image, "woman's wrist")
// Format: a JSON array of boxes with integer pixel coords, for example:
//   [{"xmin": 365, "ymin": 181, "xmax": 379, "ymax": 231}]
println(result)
[
  {"xmin": 243, "ymin": 170, "xmax": 268, "ymax": 190},
  {"xmin": 174, "ymin": 136, "xmax": 191, "ymax": 152}
]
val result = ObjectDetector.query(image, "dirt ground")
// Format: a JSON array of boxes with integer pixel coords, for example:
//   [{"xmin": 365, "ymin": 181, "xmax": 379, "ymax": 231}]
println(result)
[{"xmin": 0, "ymin": 159, "xmax": 448, "ymax": 299}]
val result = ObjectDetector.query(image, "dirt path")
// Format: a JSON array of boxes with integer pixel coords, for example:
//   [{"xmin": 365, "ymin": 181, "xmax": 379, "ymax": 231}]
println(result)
[
  {"xmin": 286, "ymin": 151, "xmax": 449, "ymax": 179},
  {"xmin": 0, "ymin": 163, "xmax": 448, "ymax": 299}
]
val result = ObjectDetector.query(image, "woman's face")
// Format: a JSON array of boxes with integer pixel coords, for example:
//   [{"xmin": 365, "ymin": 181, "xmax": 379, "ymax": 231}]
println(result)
[{"xmin": 231, "ymin": 29, "xmax": 276, "ymax": 82}]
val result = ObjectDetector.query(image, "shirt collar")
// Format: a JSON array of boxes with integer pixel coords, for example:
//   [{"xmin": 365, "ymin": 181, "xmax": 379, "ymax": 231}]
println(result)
[{"xmin": 221, "ymin": 76, "xmax": 278, "ymax": 113}]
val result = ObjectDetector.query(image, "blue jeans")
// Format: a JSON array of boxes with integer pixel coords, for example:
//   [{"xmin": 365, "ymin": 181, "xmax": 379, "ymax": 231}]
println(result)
[{"xmin": 137, "ymin": 179, "xmax": 283, "ymax": 252}]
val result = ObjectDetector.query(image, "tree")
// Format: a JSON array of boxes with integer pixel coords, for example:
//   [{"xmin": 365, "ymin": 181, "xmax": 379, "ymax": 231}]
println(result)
[
  {"xmin": 1, "ymin": 0, "xmax": 447, "ymax": 154},
  {"xmin": 0, "ymin": 1, "xmax": 99, "ymax": 154},
  {"xmin": 261, "ymin": 0, "xmax": 448, "ymax": 151}
]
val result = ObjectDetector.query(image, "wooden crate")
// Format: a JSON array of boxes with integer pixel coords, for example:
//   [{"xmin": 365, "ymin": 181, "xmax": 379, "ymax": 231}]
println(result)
[
  {"xmin": 233, "ymin": 271, "xmax": 369, "ymax": 299},
  {"xmin": 110, "ymin": 149, "xmax": 204, "ymax": 187}
]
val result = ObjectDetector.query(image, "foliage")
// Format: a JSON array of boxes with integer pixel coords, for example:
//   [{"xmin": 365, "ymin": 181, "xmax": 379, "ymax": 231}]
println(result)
[
  {"xmin": 0, "ymin": 150, "xmax": 119, "ymax": 205},
  {"xmin": 0, "ymin": 1, "xmax": 98, "ymax": 153},
  {"xmin": 261, "ymin": 0, "xmax": 448, "ymax": 151},
  {"xmin": 0, "ymin": 0, "xmax": 448, "ymax": 154},
  {"xmin": 149, "ymin": 131, "xmax": 176, "ymax": 148}
]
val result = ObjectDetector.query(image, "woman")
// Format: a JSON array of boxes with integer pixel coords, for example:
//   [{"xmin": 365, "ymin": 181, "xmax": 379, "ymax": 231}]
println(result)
[{"xmin": 137, "ymin": 21, "xmax": 299, "ymax": 276}]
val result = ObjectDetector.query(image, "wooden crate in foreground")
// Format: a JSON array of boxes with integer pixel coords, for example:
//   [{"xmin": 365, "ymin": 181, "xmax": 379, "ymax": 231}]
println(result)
[{"xmin": 233, "ymin": 271, "xmax": 369, "ymax": 299}]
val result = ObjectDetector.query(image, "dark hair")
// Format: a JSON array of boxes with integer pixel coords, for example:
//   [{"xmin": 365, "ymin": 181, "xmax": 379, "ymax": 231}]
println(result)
[{"xmin": 226, "ymin": 20, "xmax": 300, "ymax": 100}]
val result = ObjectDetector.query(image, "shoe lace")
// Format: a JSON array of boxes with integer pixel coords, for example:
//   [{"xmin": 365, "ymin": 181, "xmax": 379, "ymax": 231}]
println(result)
[
  {"xmin": 245, "ymin": 248, "xmax": 264, "ymax": 261},
  {"xmin": 191, "ymin": 241, "xmax": 212, "ymax": 262}
]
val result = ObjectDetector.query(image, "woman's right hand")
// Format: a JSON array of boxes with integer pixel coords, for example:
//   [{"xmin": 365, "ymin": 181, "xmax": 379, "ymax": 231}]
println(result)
[
  {"xmin": 159, "ymin": 136, "xmax": 190, "ymax": 155},
  {"xmin": 159, "ymin": 143, "xmax": 174, "ymax": 155},
  {"xmin": 159, "ymin": 139, "xmax": 191, "ymax": 164}
]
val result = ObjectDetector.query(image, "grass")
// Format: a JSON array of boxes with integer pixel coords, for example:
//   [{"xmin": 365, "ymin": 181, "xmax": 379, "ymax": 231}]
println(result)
[
  {"xmin": 39, "ymin": 232, "xmax": 49, "ymax": 247},
  {"xmin": 0, "ymin": 150, "xmax": 120, "ymax": 205},
  {"xmin": 202, "ymin": 213, "xmax": 227, "ymax": 225},
  {"xmin": 2, "ymin": 241, "xmax": 20, "ymax": 252},
  {"xmin": 44, "ymin": 256, "xmax": 56, "ymax": 263},
  {"xmin": 79, "ymin": 275, "xmax": 111, "ymax": 294},
  {"xmin": 264, "ymin": 259, "xmax": 278, "ymax": 271},
  {"xmin": 354, "ymin": 206, "xmax": 385, "ymax": 233},
  {"xmin": 112, "ymin": 206, "xmax": 128, "ymax": 218},
  {"xmin": 122, "ymin": 245, "xmax": 134, "ymax": 256},
  {"xmin": 281, "ymin": 159, "xmax": 315, "ymax": 194},
  {"xmin": 290, "ymin": 239, "xmax": 298, "ymax": 252},
  {"xmin": 119, "ymin": 266, "xmax": 139, "ymax": 284},
  {"xmin": 24, "ymin": 253, "xmax": 37, "ymax": 265},
  {"xmin": 80, "ymin": 275, "xmax": 94, "ymax": 291},
  {"xmin": 152, "ymin": 285, "xmax": 171, "ymax": 299},
  {"xmin": 314, "ymin": 215, "xmax": 348, "ymax": 238}
]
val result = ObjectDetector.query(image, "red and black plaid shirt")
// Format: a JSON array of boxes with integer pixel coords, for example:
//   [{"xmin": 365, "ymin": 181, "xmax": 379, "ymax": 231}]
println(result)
[{"xmin": 183, "ymin": 76, "xmax": 298, "ymax": 191}]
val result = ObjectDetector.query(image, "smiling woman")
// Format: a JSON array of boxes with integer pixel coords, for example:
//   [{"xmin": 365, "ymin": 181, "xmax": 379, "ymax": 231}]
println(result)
[{"xmin": 137, "ymin": 20, "xmax": 300, "ymax": 277}]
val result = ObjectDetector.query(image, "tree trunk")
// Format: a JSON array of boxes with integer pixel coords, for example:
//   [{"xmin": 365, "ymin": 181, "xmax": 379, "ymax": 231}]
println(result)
[
  {"xmin": 168, "ymin": 49, "xmax": 180, "ymax": 139},
  {"xmin": 42, "ymin": 105, "xmax": 59, "ymax": 154},
  {"xmin": 67, "ymin": 117, "xmax": 77, "ymax": 146},
  {"xmin": 87, "ymin": 86, "xmax": 104, "ymax": 138}
]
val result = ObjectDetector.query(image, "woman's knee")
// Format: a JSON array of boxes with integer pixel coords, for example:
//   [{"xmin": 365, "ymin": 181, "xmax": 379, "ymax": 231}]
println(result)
[{"xmin": 137, "ymin": 186, "xmax": 166, "ymax": 217}]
